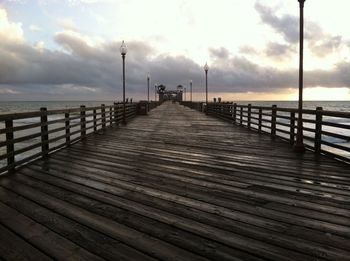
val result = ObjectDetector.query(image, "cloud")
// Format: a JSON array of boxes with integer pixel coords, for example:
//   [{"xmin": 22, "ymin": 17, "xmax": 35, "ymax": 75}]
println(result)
[
  {"xmin": 309, "ymin": 36, "xmax": 343, "ymax": 58},
  {"xmin": 264, "ymin": 42, "xmax": 295, "ymax": 60},
  {"xmin": 1, "ymin": 28, "xmax": 350, "ymax": 98},
  {"xmin": 29, "ymin": 24, "xmax": 41, "ymax": 31},
  {"xmin": 209, "ymin": 47, "xmax": 230, "ymax": 60},
  {"xmin": 239, "ymin": 46, "xmax": 259, "ymax": 55},
  {"xmin": 0, "ymin": 87, "xmax": 20, "ymax": 94},
  {"xmin": 255, "ymin": 3, "xmax": 299, "ymax": 43},
  {"xmin": 0, "ymin": 6, "xmax": 350, "ymax": 100},
  {"xmin": 254, "ymin": 2, "xmax": 345, "ymax": 58},
  {"xmin": 239, "ymin": 42, "xmax": 295, "ymax": 61},
  {"xmin": 0, "ymin": 8, "xmax": 24, "ymax": 43},
  {"xmin": 58, "ymin": 18, "xmax": 78, "ymax": 31}
]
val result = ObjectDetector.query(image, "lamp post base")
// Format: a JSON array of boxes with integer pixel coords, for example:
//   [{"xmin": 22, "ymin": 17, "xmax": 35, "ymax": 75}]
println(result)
[{"xmin": 293, "ymin": 142, "xmax": 306, "ymax": 153}]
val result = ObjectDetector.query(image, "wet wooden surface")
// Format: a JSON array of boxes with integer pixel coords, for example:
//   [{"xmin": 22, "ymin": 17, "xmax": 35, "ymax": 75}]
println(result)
[{"xmin": 0, "ymin": 101, "xmax": 350, "ymax": 260}]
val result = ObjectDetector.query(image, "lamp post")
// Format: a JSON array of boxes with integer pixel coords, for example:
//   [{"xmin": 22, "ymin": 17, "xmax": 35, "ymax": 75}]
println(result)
[
  {"xmin": 294, "ymin": 0, "xmax": 306, "ymax": 152},
  {"xmin": 184, "ymin": 87, "xmax": 186, "ymax": 101},
  {"xmin": 190, "ymin": 80, "xmax": 193, "ymax": 103},
  {"xmin": 120, "ymin": 40, "xmax": 127, "ymax": 125},
  {"xmin": 204, "ymin": 62, "xmax": 209, "ymax": 114},
  {"xmin": 147, "ymin": 72, "xmax": 150, "ymax": 105}
]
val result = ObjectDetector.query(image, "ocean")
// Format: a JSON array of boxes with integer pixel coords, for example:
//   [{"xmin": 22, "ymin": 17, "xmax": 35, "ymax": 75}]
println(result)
[
  {"xmin": 0, "ymin": 100, "xmax": 349, "ymax": 168},
  {"xmin": 0, "ymin": 100, "xmax": 349, "ymax": 114},
  {"xmin": 0, "ymin": 101, "xmax": 113, "ymax": 114}
]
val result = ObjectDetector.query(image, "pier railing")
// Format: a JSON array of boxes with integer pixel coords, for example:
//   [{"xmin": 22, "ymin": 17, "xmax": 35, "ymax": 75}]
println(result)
[
  {"xmin": 0, "ymin": 101, "xmax": 161, "ymax": 174},
  {"xmin": 181, "ymin": 101, "xmax": 350, "ymax": 163}
]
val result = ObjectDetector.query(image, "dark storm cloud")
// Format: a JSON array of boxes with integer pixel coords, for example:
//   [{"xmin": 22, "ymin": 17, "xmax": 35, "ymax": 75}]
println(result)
[
  {"xmin": 1, "ymin": 28, "xmax": 350, "ymax": 100},
  {"xmin": 0, "ymin": 32, "xmax": 205, "ymax": 99},
  {"xmin": 254, "ymin": 2, "xmax": 344, "ymax": 58}
]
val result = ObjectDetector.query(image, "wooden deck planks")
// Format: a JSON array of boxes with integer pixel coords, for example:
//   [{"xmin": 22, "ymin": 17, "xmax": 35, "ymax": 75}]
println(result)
[{"xmin": 0, "ymin": 101, "xmax": 350, "ymax": 260}]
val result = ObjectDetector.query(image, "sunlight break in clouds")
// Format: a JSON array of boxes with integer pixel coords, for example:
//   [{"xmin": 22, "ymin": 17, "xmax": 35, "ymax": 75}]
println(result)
[{"xmin": 0, "ymin": 8, "xmax": 23, "ymax": 43}]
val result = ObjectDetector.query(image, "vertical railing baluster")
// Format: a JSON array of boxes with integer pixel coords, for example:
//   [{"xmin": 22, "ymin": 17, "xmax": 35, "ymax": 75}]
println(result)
[
  {"xmin": 258, "ymin": 108, "xmax": 262, "ymax": 133},
  {"xmin": 240, "ymin": 107, "xmax": 243, "ymax": 125},
  {"xmin": 101, "ymin": 104, "xmax": 106, "ymax": 129},
  {"xmin": 114, "ymin": 102, "xmax": 117, "ymax": 124},
  {"xmin": 40, "ymin": 107, "xmax": 49, "ymax": 157},
  {"xmin": 233, "ymin": 103, "xmax": 237, "ymax": 124},
  {"xmin": 65, "ymin": 113, "xmax": 70, "ymax": 146},
  {"xmin": 80, "ymin": 105, "xmax": 86, "ymax": 138},
  {"xmin": 110, "ymin": 106, "xmax": 113, "ymax": 126},
  {"xmin": 5, "ymin": 119, "xmax": 15, "ymax": 171},
  {"xmin": 247, "ymin": 104, "xmax": 251, "ymax": 129},
  {"xmin": 271, "ymin": 105, "xmax": 277, "ymax": 138},
  {"xmin": 315, "ymin": 107, "xmax": 323, "ymax": 154},
  {"xmin": 93, "ymin": 109, "xmax": 97, "ymax": 132},
  {"xmin": 290, "ymin": 111, "xmax": 296, "ymax": 144}
]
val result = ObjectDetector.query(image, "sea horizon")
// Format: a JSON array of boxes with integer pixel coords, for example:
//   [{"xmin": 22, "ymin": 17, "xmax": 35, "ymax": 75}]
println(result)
[{"xmin": 1, "ymin": 100, "xmax": 349, "ymax": 115}]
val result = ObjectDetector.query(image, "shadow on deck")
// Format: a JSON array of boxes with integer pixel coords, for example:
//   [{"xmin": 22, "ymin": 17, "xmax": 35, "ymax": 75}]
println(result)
[{"xmin": 0, "ymin": 101, "xmax": 350, "ymax": 260}]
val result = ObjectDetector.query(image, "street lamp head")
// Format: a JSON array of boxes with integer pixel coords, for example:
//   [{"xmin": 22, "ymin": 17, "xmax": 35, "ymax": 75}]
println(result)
[
  {"xmin": 204, "ymin": 62, "xmax": 209, "ymax": 72},
  {"xmin": 190, "ymin": 80, "xmax": 192, "ymax": 84},
  {"xmin": 120, "ymin": 40, "xmax": 127, "ymax": 55},
  {"xmin": 298, "ymin": 0, "xmax": 305, "ymax": 6},
  {"xmin": 147, "ymin": 72, "xmax": 150, "ymax": 80}
]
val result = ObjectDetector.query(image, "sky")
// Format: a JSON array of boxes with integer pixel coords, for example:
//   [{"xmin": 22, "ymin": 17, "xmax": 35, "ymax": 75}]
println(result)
[{"xmin": 0, "ymin": 0, "xmax": 350, "ymax": 101}]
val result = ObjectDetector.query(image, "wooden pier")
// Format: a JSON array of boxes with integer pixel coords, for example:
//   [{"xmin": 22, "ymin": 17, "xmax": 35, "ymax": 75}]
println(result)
[{"xmin": 0, "ymin": 101, "xmax": 350, "ymax": 260}]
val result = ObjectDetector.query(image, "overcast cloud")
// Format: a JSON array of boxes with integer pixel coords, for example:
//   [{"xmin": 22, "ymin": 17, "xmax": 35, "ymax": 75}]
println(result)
[{"xmin": 0, "ymin": 2, "xmax": 350, "ymax": 100}]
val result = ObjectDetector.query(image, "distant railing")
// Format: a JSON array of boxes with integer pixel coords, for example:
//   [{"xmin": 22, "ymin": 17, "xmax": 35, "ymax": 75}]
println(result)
[
  {"xmin": 181, "ymin": 101, "xmax": 350, "ymax": 163},
  {"xmin": 0, "ymin": 101, "xmax": 161, "ymax": 174}
]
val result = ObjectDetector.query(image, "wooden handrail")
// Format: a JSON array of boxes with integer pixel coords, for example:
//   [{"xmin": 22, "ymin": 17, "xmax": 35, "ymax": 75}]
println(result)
[
  {"xmin": 0, "ymin": 101, "xmax": 156, "ymax": 174},
  {"xmin": 181, "ymin": 101, "xmax": 350, "ymax": 163}
]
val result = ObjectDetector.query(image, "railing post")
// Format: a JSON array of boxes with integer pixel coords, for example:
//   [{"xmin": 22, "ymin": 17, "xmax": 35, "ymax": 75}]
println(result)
[
  {"xmin": 114, "ymin": 102, "xmax": 117, "ymax": 124},
  {"xmin": 109, "ymin": 106, "xmax": 113, "ymax": 126},
  {"xmin": 240, "ymin": 107, "xmax": 243, "ymax": 125},
  {"xmin": 247, "ymin": 104, "xmax": 251, "ymax": 129},
  {"xmin": 93, "ymin": 109, "xmax": 97, "ymax": 132},
  {"xmin": 290, "ymin": 111, "xmax": 296, "ymax": 145},
  {"xmin": 258, "ymin": 108, "xmax": 262, "ymax": 133},
  {"xmin": 101, "ymin": 104, "xmax": 106, "ymax": 129},
  {"xmin": 65, "ymin": 113, "xmax": 70, "ymax": 146},
  {"xmin": 229, "ymin": 102, "xmax": 233, "ymax": 122},
  {"xmin": 80, "ymin": 105, "xmax": 86, "ymax": 138},
  {"xmin": 5, "ymin": 119, "xmax": 15, "ymax": 171},
  {"xmin": 233, "ymin": 103, "xmax": 237, "ymax": 124},
  {"xmin": 315, "ymin": 107, "xmax": 323, "ymax": 154},
  {"xmin": 40, "ymin": 107, "xmax": 49, "ymax": 157},
  {"xmin": 271, "ymin": 105, "xmax": 277, "ymax": 138}
]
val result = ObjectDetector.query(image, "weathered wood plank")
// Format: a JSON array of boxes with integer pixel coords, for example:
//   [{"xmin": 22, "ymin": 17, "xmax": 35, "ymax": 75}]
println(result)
[
  {"xmin": 11, "ymin": 172, "xmax": 266, "ymax": 261},
  {"xmin": 1, "ymin": 101, "xmax": 350, "ymax": 260},
  {"xmin": 0, "ymin": 223, "xmax": 52, "ymax": 261},
  {"xmin": 0, "ymin": 201, "xmax": 103, "ymax": 261},
  {"xmin": 16, "ymin": 166, "xmax": 350, "ymax": 260},
  {"xmin": 0, "ymin": 187, "xmax": 157, "ymax": 261},
  {"xmin": 0, "ymin": 179, "xmax": 209, "ymax": 261}
]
